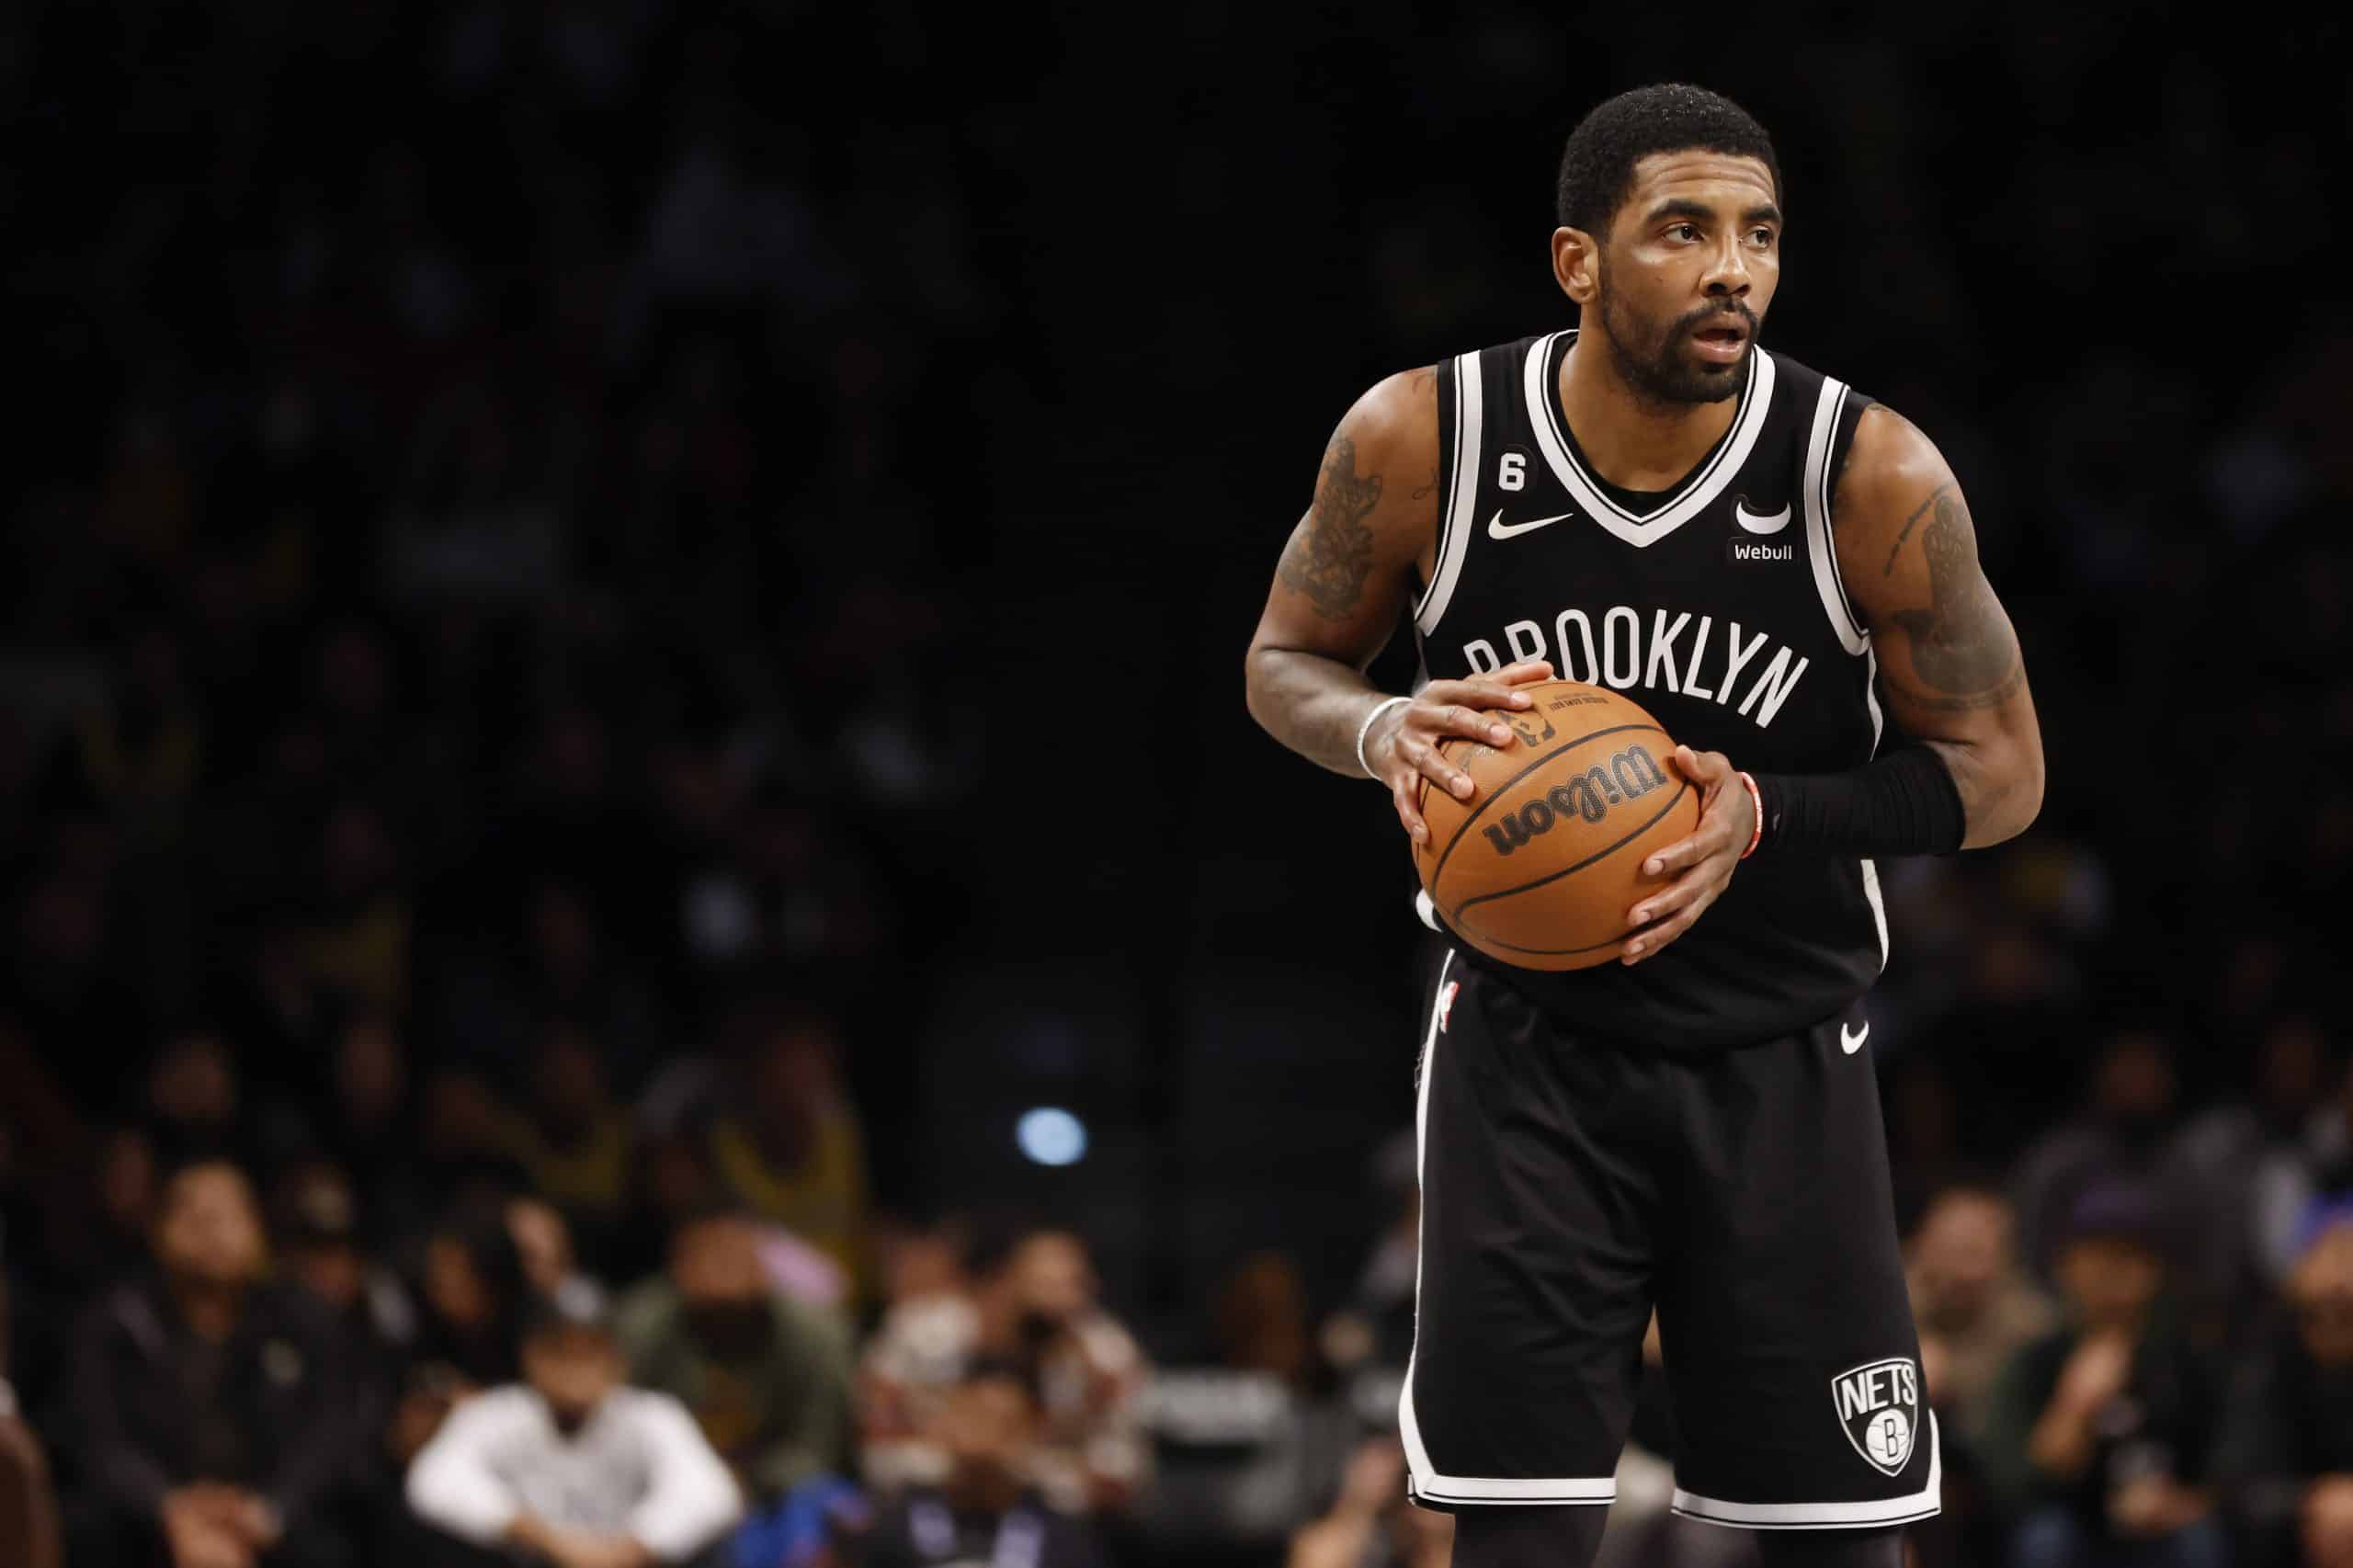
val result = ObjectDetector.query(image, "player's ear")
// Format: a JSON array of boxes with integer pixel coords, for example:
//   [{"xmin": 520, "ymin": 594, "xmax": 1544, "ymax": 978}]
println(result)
[{"xmin": 1552, "ymin": 227, "xmax": 1599, "ymax": 305}]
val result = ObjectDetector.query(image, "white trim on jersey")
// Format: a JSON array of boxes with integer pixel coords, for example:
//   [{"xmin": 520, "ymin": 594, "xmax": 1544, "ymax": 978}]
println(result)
[
  {"xmin": 1865, "ymin": 644, "xmax": 1884, "ymax": 755},
  {"xmin": 1414, "ymin": 352, "xmax": 1485, "ymax": 636},
  {"xmin": 1861, "ymin": 858, "xmax": 1890, "ymax": 971},
  {"xmin": 1669, "ymin": 1414, "xmax": 1940, "ymax": 1529},
  {"xmin": 1399, "ymin": 947, "xmax": 1620, "ymax": 1509},
  {"xmin": 1520, "ymin": 330, "xmax": 1777, "ymax": 549},
  {"xmin": 1802, "ymin": 378, "xmax": 1870, "ymax": 655}
]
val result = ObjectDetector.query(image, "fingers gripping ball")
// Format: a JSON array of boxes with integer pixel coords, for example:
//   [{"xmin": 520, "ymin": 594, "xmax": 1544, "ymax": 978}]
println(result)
[{"xmin": 1413, "ymin": 682, "xmax": 1701, "ymax": 971}]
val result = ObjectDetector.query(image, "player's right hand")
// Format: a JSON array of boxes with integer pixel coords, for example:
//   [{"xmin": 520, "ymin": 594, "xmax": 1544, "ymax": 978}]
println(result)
[{"xmin": 1366, "ymin": 660, "xmax": 1553, "ymax": 846}]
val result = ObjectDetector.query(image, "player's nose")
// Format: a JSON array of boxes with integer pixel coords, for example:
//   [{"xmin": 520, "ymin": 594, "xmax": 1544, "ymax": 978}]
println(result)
[{"xmin": 1701, "ymin": 235, "xmax": 1752, "ymax": 294}]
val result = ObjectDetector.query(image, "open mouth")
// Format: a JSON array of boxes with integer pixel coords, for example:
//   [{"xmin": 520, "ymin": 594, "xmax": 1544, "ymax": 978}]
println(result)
[{"xmin": 1691, "ymin": 324, "xmax": 1748, "ymax": 362}]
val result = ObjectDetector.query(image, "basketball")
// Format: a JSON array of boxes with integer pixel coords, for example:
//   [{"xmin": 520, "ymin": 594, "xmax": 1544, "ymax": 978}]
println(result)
[{"xmin": 1414, "ymin": 681, "xmax": 1702, "ymax": 971}]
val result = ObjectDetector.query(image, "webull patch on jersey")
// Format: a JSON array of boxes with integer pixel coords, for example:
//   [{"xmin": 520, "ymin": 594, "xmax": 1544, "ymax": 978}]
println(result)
[{"xmin": 1832, "ymin": 1357, "xmax": 1918, "ymax": 1476}]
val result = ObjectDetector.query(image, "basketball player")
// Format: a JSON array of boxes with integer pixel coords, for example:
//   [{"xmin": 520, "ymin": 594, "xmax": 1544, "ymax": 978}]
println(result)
[{"xmin": 1243, "ymin": 85, "xmax": 2044, "ymax": 1568}]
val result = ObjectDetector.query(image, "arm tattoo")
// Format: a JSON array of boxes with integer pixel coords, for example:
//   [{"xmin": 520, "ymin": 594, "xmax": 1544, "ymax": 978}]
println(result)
[
  {"xmin": 1881, "ymin": 483, "xmax": 1949, "ymax": 576},
  {"xmin": 1411, "ymin": 464, "xmax": 1439, "ymax": 500},
  {"xmin": 1278, "ymin": 435, "xmax": 1381, "ymax": 619},
  {"xmin": 1890, "ymin": 499, "xmax": 2024, "ymax": 710}
]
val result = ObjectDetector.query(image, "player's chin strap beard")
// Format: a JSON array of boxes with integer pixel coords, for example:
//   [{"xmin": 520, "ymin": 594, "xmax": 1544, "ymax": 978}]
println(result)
[{"xmin": 1593, "ymin": 290, "xmax": 1750, "ymax": 409}]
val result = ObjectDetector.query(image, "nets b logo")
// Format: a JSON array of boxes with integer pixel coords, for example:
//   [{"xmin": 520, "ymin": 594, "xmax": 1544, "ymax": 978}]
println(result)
[{"xmin": 1831, "ymin": 1358, "xmax": 1918, "ymax": 1476}]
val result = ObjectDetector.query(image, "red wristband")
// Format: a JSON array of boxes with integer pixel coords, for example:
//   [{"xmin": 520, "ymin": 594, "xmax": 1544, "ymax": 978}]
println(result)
[{"xmin": 1736, "ymin": 770, "xmax": 1763, "ymax": 860}]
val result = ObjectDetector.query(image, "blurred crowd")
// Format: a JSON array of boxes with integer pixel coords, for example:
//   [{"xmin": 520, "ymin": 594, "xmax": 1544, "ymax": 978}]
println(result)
[{"xmin": 6, "ymin": 2, "xmax": 2353, "ymax": 1567}]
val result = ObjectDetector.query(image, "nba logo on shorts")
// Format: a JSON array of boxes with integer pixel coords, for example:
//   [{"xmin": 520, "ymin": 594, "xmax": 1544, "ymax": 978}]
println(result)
[
  {"xmin": 1831, "ymin": 1357, "xmax": 1918, "ymax": 1476},
  {"xmin": 1437, "ymin": 981, "xmax": 1461, "ymax": 1033}
]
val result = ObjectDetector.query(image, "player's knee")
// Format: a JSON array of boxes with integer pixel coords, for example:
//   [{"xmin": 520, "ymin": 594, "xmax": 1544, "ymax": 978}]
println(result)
[
  {"xmin": 1449, "ymin": 1504, "xmax": 1609, "ymax": 1568},
  {"xmin": 1753, "ymin": 1525, "xmax": 1904, "ymax": 1568}
]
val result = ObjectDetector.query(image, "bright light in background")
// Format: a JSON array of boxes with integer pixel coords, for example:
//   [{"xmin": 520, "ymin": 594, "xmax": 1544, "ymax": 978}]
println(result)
[{"xmin": 1017, "ymin": 1107, "xmax": 1087, "ymax": 1166}]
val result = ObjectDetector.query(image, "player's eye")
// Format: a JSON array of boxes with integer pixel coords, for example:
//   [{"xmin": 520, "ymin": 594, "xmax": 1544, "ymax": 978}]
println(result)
[
  {"xmin": 1748, "ymin": 228, "xmax": 1775, "ymax": 247},
  {"xmin": 1668, "ymin": 222, "xmax": 1699, "ymax": 241}
]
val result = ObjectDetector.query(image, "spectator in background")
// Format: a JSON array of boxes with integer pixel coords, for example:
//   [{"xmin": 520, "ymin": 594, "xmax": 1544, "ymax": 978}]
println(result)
[
  {"xmin": 843, "ymin": 1362, "xmax": 1108, "ymax": 1568},
  {"xmin": 64, "ymin": 1160, "xmax": 358, "ymax": 1568},
  {"xmin": 2171, "ymin": 1010, "xmax": 2332, "ymax": 1335},
  {"xmin": 389, "ymin": 1199, "xmax": 531, "ymax": 1468},
  {"xmin": 275, "ymin": 1165, "xmax": 410, "ymax": 1429},
  {"xmin": 1286, "ymin": 1438, "xmax": 1449, "ymax": 1568},
  {"xmin": 495, "ymin": 1021, "xmax": 635, "ymax": 1280},
  {"xmin": 861, "ymin": 1229, "xmax": 1148, "ymax": 1517},
  {"xmin": 2008, "ymin": 1030, "xmax": 2192, "ymax": 1287},
  {"xmin": 1908, "ymin": 1185, "xmax": 2059, "ymax": 1445},
  {"xmin": 2255, "ymin": 1042, "xmax": 2353, "ymax": 1287},
  {"xmin": 142, "ymin": 1028, "xmax": 251, "ymax": 1171},
  {"xmin": 0, "ymin": 1274, "xmax": 63, "ymax": 1568},
  {"xmin": 1981, "ymin": 1180, "xmax": 2223, "ymax": 1568},
  {"xmin": 407, "ymin": 1291, "xmax": 742, "ymax": 1568},
  {"xmin": 1137, "ymin": 1250, "xmax": 1352, "ymax": 1557},
  {"xmin": 509, "ymin": 1194, "xmax": 608, "ymax": 1312},
  {"xmin": 316, "ymin": 1011, "xmax": 430, "ymax": 1248},
  {"xmin": 615, "ymin": 1206, "xmax": 854, "ymax": 1509},
  {"xmin": 2216, "ymin": 1222, "xmax": 2353, "ymax": 1567},
  {"xmin": 703, "ymin": 995, "xmax": 870, "ymax": 1296}
]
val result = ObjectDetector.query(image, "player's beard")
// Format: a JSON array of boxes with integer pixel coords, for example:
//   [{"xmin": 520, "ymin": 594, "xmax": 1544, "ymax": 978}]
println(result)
[{"xmin": 1593, "ymin": 282, "xmax": 1756, "ymax": 406}]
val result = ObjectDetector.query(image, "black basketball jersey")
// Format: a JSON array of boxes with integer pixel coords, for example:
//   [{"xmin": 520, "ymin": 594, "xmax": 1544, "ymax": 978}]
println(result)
[{"xmin": 1413, "ymin": 327, "xmax": 1883, "ymax": 1051}]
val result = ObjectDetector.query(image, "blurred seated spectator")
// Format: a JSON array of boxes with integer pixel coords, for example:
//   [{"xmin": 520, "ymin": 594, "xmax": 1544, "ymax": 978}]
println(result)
[
  {"xmin": 509, "ymin": 1194, "xmax": 609, "ymax": 1315},
  {"xmin": 2170, "ymin": 1011, "xmax": 2332, "ymax": 1335},
  {"xmin": 0, "ymin": 1275, "xmax": 63, "ymax": 1568},
  {"xmin": 1907, "ymin": 1185, "xmax": 2059, "ymax": 1444},
  {"xmin": 389, "ymin": 1199, "xmax": 532, "ymax": 1468},
  {"xmin": 871, "ymin": 1217, "xmax": 970, "ymax": 1313},
  {"xmin": 1314, "ymin": 1133, "xmax": 1418, "ymax": 1436},
  {"xmin": 1284, "ymin": 1438, "xmax": 1449, "ymax": 1568},
  {"xmin": 631, "ymin": 1131, "xmax": 848, "ymax": 1312},
  {"xmin": 702, "ymin": 997, "xmax": 870, "ymax": 1296},
  {"xmin": 2255, "ymin": 1041, "xmax": 2353, "ymax": 1287},
  {"xmin": 299, "ymin": 797, "xmax": 409, "ymax": 1016},
  {"xmin": 614, "ymin": 1206, "xmax": 854, "ymax": 1508},
  {"xmin": 2008, "ymin": 1030, "xmax": 2195, "ymax": 1287},
  {"xmin": 496, "ymin": 1020, "xmax": 635, "ymax": 1278},
  {"xmin": 1135, "ymin": 1251, "xmax": 1353, "ymax": 1557},
  {"xmin": 317, "ymin": 1011, "xmax": 431, "ymax": 1247},
  {"xmin": 837, "ymin": 1362, "xmax": 1108, "ymax": 1568},
  {"xmin": 275, "ymin": 1164, "xmax": 414, "ymax": 1448},
  {"xmin": 861, "ymin": 1228, "xmax": 1148, "ymax": 1516},
  {"xmin": 2215, "ymin": 1221, "xmax": 2353, "ymax": 1567},
  {"xmin": 64, "ymin": 1159, "xmax": 360, "ymax": 1568},
  {"xmin": 406, "ymin": 1290, "xmax": 742, "ymax": 1567},
  {"xmin": 1980, "ymin": 1179, "xmax": 2223, "ymax": 1568},
  {"xmin": 141, "ymin": 1027, "xmax": 252, "ymax": 1171}
]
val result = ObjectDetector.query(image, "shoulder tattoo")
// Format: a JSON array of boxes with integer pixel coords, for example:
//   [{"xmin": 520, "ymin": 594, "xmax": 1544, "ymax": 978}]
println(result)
[
  {"xmin": 1279, "ymin": 434, "xmax": 1381, "ymax": 619},
  {"xmin": 1888, "ymin": 494, "xmax": 2024, "ymax": 710}
]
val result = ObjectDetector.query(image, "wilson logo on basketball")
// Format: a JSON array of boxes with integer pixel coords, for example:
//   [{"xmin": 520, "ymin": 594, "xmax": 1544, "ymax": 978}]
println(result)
[{"xmin": 1482, "ymin": 745, "xmax": 1668, "ymax": 858}]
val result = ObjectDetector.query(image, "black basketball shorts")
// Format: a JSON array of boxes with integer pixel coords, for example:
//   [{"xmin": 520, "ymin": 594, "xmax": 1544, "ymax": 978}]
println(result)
[{"xmin": 1400, "ymin": 946, "xmax": 1938, "ymax": 1529}]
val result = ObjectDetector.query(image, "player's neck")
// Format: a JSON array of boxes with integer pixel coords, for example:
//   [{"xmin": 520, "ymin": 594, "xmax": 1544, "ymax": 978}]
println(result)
[{"xmin": 1557, "ymin": 333, "xmax": 1741, "ymax": 493}]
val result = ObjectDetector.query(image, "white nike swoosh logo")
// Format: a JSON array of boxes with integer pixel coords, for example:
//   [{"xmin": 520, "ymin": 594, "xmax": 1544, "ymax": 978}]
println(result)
[
  {"xmin": 1487, "ymin": 508, "xmax": 1574, "ymax": 540},
  {"xmin": 1734, "ymin": 502, "xmax": 1792, "ymax": 535},
  {"xmin": 1840, "ymin": 1020, "xmax": 1870, "ymax": 1054}
]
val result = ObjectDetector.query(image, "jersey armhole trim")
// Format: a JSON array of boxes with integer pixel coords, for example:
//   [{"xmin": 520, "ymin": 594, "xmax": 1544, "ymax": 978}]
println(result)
[
  {"xmin": 1802, "ymin": 377, "xmax": 1870, "ymax": 655},
  {"xmin": 1413, "ymin": 350, "xmax": 1483, "ymax": 636}
]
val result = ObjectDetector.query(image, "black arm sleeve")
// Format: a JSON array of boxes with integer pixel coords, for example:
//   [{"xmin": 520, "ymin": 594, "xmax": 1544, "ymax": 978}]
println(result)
[{"xmin": 1752, "ymin": 744, "xmax": 1965, "ymax": 858}]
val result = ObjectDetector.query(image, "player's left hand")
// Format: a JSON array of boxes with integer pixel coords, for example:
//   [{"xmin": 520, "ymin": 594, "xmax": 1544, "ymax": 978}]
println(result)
[{"xmin": 1620, "ymin": 745, "xmax": 1756, "ymax": 966}]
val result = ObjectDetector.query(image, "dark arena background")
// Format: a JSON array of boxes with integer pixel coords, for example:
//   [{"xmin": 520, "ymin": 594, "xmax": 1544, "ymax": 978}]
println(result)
[{"xmin": 3, "ymin": 5, "xmax": 2350, "ymax": 1567}]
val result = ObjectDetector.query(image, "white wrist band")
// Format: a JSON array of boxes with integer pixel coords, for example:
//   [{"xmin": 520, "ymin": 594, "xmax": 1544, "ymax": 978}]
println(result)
[{"xmin": 1354, "ymin": 696, "xmax": 1414, "ymax": 780}]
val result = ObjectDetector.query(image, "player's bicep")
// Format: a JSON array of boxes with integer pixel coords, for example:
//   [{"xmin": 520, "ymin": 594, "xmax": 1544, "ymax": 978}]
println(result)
[
  {"xmin": 1251, "ymin": 373, "xmax": 1438, "ymax": 669},
  {"xmin": 1836, "ymin": 410, "xmax": 2031, "ymax": 739}
]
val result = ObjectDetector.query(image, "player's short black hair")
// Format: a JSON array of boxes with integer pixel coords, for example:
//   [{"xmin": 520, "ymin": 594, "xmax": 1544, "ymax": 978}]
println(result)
[{"xmin": 1555, "ymin": 84, "xmax": 1781, "ymax": 238}]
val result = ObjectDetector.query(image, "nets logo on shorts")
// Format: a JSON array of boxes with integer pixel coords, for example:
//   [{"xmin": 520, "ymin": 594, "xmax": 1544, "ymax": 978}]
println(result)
[{"xmin": 1831, "ymin": 1357, "xmax": 1919, "ymax": 1477}]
